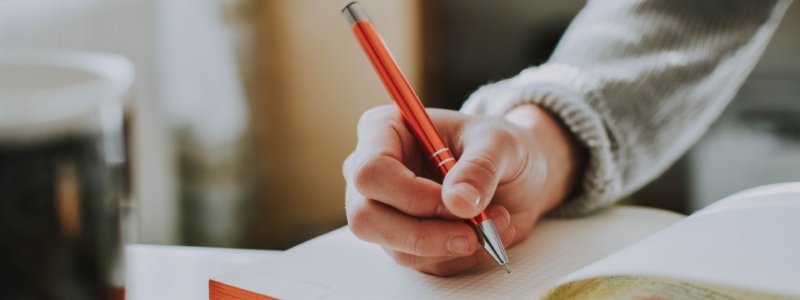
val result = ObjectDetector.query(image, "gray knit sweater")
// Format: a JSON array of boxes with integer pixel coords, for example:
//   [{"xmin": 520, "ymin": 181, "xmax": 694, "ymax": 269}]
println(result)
[{"xmin": 461, "ymin": 0, "xmax": 793, "ymax": 217}]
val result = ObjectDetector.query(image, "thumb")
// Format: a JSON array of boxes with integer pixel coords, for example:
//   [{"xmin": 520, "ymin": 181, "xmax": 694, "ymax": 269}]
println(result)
[{"xmin": 441, "ymin": 132, "xmax": 519, "ymax": 219}]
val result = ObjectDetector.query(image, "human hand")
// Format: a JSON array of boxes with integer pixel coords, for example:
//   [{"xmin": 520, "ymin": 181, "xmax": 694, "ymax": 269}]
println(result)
[{"xmin": 343, "ymin": 104, "xmax": 584, "ymax": 276}]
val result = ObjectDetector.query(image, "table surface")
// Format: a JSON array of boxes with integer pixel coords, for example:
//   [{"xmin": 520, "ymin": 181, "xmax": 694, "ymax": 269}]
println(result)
[{"xmin": 126, "ymin": 244, "xmax": 281, "ymax": 300}]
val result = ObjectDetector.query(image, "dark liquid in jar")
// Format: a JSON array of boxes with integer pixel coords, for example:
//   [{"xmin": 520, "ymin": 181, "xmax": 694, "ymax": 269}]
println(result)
[{"xmin": 0, "ymin": 133, "xmax": 124, "ymax": 300}]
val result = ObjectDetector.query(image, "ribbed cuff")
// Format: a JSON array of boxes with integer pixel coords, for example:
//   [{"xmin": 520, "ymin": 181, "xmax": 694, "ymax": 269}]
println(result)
[{"xmin": 461, "ymin": 63, "xmax": 621, "ymax": 217}]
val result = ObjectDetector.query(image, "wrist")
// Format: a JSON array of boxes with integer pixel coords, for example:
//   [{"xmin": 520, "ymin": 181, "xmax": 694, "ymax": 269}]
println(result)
[{"xmin": 504, "ymin": 104, "xmax": 586, "ymax": 215}]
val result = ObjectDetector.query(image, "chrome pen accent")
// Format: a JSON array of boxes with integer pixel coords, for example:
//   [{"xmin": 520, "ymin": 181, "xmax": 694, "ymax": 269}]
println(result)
[
  {"xmin": 343, "ymin": 2, "xmax": 370, "ymax": 26},
  {"xmin": 436, "ymin": 158, "xmax": 456, "ymax": 168},
  {"xmin": 475, "ymin": 219, "xmax": 510, "ymax": 273},
  {"xmin": 430, "ymin": 148, "xmax": 451, "ymax": 159}
]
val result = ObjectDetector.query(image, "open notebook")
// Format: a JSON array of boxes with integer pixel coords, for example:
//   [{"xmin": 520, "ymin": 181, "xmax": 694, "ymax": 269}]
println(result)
[{"xmin": 210, "ymin": 183, "xmax": 800, "ymax": 299}]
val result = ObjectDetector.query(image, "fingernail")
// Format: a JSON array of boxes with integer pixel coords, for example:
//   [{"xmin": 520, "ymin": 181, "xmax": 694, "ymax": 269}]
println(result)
[
  {"xmin": 490, "ymin": 210, "xmax": 507, "ymax": 230},
  {"xmin": 501, "ymin": 226, "xmax": 516, "ymax": 247},
  {"xmin": 435, "ymin": 204, "xmax": 445, "ymax": 218},
  {"xmin": 447, "ymin": 235, "xmax": 470, "ymax": 255},
  {"xmin": 452, "ymin": 183, "xmax": 481, "ymax": 211}
]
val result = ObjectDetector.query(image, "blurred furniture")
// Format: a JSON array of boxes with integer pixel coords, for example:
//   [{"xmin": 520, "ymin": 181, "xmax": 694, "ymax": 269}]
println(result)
[
  {"xmin": 419, "ymin": 0, "xmax": 585, "ymax": 109},
  {"xmin": 126, "ymin": 245, "xmax": 279, "ymax": 300},
  {"xmin": 688, "ymin": 80, "xmax": 800, "ymax": 210},
  {"xmin": 247, "ymin": 0, "xmax": 423, "ymax": 249}
]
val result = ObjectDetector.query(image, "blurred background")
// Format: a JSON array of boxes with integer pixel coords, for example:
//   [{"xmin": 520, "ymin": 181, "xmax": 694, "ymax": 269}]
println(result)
[{"xmin": 1, "ymin": 0, "xmax": 796, "ymax": 250}]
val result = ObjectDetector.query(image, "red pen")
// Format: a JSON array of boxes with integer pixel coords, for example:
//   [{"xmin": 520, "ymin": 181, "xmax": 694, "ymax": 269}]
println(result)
[{"xmin": 342, "ymin": 1, "xmax": 510, "ymax": 273}]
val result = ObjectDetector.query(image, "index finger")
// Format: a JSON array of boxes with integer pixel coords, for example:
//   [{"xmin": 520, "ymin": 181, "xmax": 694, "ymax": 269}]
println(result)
[
  {"xmin": 351, "ymin": 105, "xmax": 416, "ymax": 168},
  {"xmin": 347, "ymin": 106, "xmax": 456, "ymax": 218}
]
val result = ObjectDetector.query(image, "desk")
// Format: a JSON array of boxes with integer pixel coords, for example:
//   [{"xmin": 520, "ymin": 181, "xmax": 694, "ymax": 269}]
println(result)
[{"xmin": 126, "ymin": 244, "xmax": 281, "ymax": 300}]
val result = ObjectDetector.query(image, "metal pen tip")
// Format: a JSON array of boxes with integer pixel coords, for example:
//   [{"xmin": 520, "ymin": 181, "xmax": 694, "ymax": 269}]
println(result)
[
  {"xmin": 502, "ymin": 264, "xmax": 511, "ymax": 273},
  {"xmin": 475, "ymin": 219, "xmax": 510, "ymax": 273}
]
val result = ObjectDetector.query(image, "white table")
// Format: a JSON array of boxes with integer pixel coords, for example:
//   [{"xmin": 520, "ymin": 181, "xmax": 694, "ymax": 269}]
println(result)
[{"xmin": 126, "ymin": 244, "xmax": 281, "ymax": 300}]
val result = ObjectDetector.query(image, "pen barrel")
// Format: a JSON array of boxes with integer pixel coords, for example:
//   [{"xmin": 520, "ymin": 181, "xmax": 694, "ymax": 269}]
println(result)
[
  {"xmin": 349, "ymin": 19, "xmax": 450, "ymax": 167},
  {"xmin": 351, "ymin": 21, "xmax": 487, "ymax": 227},
  {"xmin": 344, "ymin": 2, "xmax": 496, "ymax": 246}
]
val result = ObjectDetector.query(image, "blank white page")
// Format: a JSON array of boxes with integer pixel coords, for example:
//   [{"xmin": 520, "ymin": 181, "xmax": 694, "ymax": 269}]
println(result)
[
  {"xmin": 552, "ymin": 183, "xmax": 800, "ymax": 298},
  {"xmin": 213, "ymin": 206, "xmax": 683, "ymax": 299}
]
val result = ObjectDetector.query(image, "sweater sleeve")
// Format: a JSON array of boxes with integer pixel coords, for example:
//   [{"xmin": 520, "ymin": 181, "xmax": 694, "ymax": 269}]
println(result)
[{"xmin": 461, "ymin": 0, "xmax": 792, "ymax": 217}]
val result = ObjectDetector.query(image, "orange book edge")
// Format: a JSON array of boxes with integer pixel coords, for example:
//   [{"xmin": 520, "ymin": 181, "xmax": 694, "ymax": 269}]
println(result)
[{"xmin": 209, "ymin": 279, "xmax": 279, "ymax": 300}]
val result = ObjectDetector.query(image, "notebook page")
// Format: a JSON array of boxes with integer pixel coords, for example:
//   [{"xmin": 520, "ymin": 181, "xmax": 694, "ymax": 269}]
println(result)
[
  {"xmin": 213, "ymin": 206, "xmax": 683, "ymax": 299},
  {"xmin": 550, "ymin": 183, "xmax": 800, "ymax": 298}
]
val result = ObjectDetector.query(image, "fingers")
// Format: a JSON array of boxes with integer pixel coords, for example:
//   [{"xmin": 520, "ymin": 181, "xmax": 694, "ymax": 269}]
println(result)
[
  {"xmin": 417, "ymin": 224, "xmax": 516, "ymax": 276},
  {"xmin": 346, "ymin": 193, "xmax": 514, "ymax": 266},
  {"xmin": 442, "ymin": 127, "xmax": 524, "ymax": 219},
  {"xmin": 351, "ymin": 155, "xmax": 450, "ymax": 218},
  {"xmin": 347, "ymin": 185, "xmax": 481, "ymax": 257},
  {"xmin": 380, "ymin": 208, "xmax": 517, "ymax": 276},
  {"xmin": 346, "ymin": 105, "xmax": 459, "ymax": 219}
]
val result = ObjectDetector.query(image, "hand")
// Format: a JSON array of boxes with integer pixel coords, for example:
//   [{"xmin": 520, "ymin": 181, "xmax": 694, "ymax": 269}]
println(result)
[{"xmin": 342, "ymin": 104, "xmax": 584, "ymax": 276}]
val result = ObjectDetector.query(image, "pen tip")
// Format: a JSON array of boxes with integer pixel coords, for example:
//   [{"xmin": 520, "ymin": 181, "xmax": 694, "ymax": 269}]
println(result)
[{"xmin": 503, "ymin": 264, "xmax": 511, "ymax": 273}]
